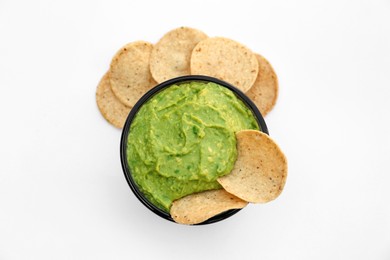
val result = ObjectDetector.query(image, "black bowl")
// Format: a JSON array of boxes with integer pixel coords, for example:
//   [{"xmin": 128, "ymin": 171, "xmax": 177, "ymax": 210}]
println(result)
[{"xmin": 120, "ymin": 75, "xmax": 269, "ymax": 225}]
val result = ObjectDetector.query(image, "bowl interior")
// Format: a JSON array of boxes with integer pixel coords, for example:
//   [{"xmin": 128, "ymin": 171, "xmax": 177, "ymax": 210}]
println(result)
[{"xmin": 120, "ymin": 75, "xmax": 269, "ymax": 225}]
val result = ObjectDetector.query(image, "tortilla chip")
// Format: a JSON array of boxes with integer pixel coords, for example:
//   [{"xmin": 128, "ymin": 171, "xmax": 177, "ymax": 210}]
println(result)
[
  {"xmin": 109, "ymin": 41, "xmax": 157, "ymax": 107},
  {"xmin": 150, "ymin": 27, "xmax": 208, "ymax": 83},
  {"xmin": 190, "ymin": 37, "xmax": 258, "ymax": 92},
  {"xmin": 170, "ymin": 189, "xmax": 248, "ymax": 225},
  {"xmin": 218, "ymin": 130, "xmax": 287, "ymax": 203},
  {"xmin": 96, "ymin": 72, "xmax": 131, "ymax": 128},
  {"xmin": 246, "ymin": 54, "xmax": 278, "ymax": 116}
]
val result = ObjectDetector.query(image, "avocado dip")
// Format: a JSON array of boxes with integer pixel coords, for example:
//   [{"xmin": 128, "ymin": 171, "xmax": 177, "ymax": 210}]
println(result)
[{"xmin": 126, "ymin": 81, "xmax": 259, "ymax": 212}]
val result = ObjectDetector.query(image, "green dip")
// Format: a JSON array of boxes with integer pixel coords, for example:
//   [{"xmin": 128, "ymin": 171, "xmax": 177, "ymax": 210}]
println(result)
[{"xmin": 127, "ymin": 81, "xmax": 258, "ymax": 212}]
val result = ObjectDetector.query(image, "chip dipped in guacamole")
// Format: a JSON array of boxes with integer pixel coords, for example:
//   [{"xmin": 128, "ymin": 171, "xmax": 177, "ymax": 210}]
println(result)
[{"xmin": 126, "ymin": 81, "xmax": 259, "ymax": 212}]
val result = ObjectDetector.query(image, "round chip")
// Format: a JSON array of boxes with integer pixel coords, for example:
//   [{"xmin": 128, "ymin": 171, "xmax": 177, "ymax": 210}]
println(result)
[
  {"xmin": 150, "ymin": 27, "xmax": 208, "ymax": 83},
  {"xmin": 190, "ymin": 37, "xmax": 258, "ymax": 92},
  {"xmin": 96, "ymin": 72, "xmax": 131, "ymax": 129},
  {"xmin": 246, "ymin": 54, "xmax": 278, "ymax": 116},
  {"xmin": 217, "ymin": 130, "xmax": 287, "ymax": 203},
  {"xmin": 109, "ymin": 41, "xmax": 157, "ymax": 107},
  {"xmin": 170, "ymin": 189, "xmax": 248, "ymax": 225}
]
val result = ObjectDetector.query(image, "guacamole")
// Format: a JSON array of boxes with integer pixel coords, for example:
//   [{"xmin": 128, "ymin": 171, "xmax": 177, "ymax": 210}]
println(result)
[{"xmin": 127, "ymin": 81, "xmax": 258, "ymax": 212}]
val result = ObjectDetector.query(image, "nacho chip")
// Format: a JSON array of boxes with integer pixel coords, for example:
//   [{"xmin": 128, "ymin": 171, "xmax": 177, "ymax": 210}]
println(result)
[
  {"xmin": 218, "ymin": 130, "xmax": 287, "ymax": 203},
  {"xmin": 246, "ymin": 54, "xmax": 278, "ymax": 116},
  {"xmin": 150, "ymin": 27, "xmax": 208, "ymax": 83},
  {"xmin": 96, "ymin": 72, "xmax": 131, "ymax": 128},
  {"xmin": 170, "ymin": 189, "xmax": 248, "ymax": 225},
  {"xmin": 190, "ymin": 37, "xmax": 258, "ymax": 92},
  {"xmin": 109, "ymin": 41, "xmax": 157, "ymax": 107}
]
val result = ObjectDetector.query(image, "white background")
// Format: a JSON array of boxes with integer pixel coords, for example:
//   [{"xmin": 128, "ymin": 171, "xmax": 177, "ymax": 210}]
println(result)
[{"xmin": 1, "ymin": 0, "xmax": 389, "ymax": 259}]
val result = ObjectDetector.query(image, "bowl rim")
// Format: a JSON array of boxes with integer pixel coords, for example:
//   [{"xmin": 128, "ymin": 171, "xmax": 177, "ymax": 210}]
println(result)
[{"xmin": 120, "ymin": 75, "xmax": 269, "ymax": 225}]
